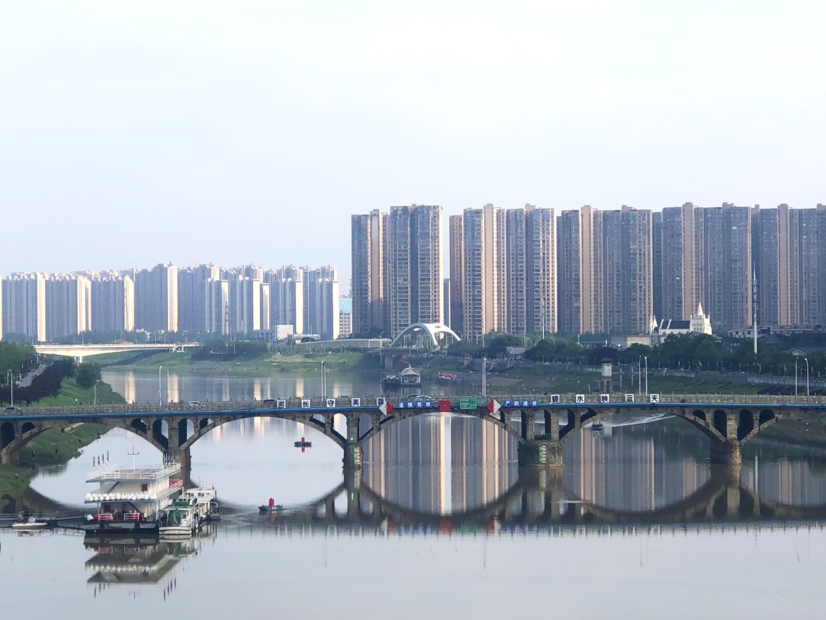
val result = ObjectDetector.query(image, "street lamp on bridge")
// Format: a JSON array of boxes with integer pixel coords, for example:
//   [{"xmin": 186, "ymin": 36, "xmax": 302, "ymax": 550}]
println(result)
[
  {"xmin": 644, "ymin": 356, "xmax": 649, "ymax": 397},
  {"xmin": 805, "ymin": 357, "xmax": 810, "ymax": 397},
  {"xmin": 793, "ymin": 354, "xmax": 810, "ymax": 397}
]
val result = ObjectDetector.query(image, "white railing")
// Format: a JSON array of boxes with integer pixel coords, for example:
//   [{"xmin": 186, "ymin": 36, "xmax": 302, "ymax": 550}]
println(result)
[
  {"xmin": 85, "ymin": 479, "xmax": 183, "ymax": 503},
  {"xmin": 87, "ymin": 462, "xmax": 181, "ymax": 482}
]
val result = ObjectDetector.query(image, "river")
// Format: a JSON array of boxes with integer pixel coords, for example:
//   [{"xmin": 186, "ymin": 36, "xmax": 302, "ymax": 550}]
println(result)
[{"xmin": 2, "ymin": 369, "xmax": 826, "ymax": 618}]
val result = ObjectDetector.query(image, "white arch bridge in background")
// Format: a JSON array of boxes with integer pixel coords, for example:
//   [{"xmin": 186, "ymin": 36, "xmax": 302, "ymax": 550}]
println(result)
[{"xmin": 389, "ymin": 323, "xmax": 461, "ymax": 348}]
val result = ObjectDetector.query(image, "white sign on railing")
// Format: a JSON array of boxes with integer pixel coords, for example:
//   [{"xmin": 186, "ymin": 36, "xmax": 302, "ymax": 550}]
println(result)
[
  {"xmin": 301, "ymin": 399, "xmax": 311, "ymax": 408},
  {"xmin": 625, "ymin": 394, "xmax": 634, "ymax": 403},
  {"xmin": 650, "ymin": 394, "xmax": 660, "ymax": 403},
  {"xmin": 352, "ymin": 398, "xmax": 361, "ymax": 407}
]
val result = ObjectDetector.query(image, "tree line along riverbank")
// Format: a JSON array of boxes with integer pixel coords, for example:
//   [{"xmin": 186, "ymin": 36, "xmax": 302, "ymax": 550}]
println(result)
[
  {"xmin": 1, "ymin": 344, "xmax": 125, "ymax": 505},
  {"xmin": 94, "ymin": 347, "xmax": 820, "ymax": 395}
]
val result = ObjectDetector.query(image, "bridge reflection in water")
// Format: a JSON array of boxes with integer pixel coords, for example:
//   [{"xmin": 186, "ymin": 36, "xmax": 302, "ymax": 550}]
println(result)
[{"xmin": 204, "ymin": 416, "xmax": 826, "ymax": 534}]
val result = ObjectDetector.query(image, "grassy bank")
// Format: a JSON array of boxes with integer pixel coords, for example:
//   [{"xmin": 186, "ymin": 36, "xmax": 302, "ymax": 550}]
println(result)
[{"xmin": 0, "ymin": 378, "xmax": 124, "ymax": 502}]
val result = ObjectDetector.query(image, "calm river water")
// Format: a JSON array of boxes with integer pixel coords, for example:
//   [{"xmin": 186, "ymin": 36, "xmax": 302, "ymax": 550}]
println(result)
[{"xmin": 2, "ymin": 370, "xmax": 826, "ymax": 618}]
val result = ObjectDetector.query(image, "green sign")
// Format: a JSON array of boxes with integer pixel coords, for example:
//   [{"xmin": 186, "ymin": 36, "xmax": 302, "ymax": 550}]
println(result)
[{"xmin": 459, "ymin": 398, "xmax": 477, "ymax": 410}]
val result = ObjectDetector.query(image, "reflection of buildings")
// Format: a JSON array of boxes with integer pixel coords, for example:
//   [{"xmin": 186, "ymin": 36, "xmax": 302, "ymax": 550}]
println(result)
[
  {"xmin": 741, "ymin": 455, "xmax": 826, "ymax": 507},
  {"xmin": 566, "ymin": 424, "xmax": 709, "ymax": 512},
  {"xmin": 364, "ymin": 414, "xmax": 517, "ymax": 515}
]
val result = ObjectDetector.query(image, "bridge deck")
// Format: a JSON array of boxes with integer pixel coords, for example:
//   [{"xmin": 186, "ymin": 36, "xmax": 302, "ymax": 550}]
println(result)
[{"xmin": 3, "ymin": 392, "xmax": 826, "ymax": 420}]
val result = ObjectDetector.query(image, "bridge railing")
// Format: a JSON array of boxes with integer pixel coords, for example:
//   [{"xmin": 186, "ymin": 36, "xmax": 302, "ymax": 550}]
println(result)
[{"xmin": 4, "ymin": 393, "xmax": 826, "ymax": 416}]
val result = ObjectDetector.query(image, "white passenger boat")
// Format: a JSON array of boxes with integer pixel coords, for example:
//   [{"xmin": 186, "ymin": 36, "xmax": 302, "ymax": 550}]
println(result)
[
  {"xmin": 84, "ymin": 463, "xmax": 184, "ymax": 532},
  {"xmin": 159, "ymin": 497, "xmax": 199, "ymax": 538}
]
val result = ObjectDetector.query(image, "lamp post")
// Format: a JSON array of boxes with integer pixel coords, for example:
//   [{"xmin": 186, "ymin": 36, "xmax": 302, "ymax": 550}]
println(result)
[
  {"xmin": 805, "ymin": 357, "xmax": 810, "ymax": 397},
  {"xmin": 644, "ymin": 356, "xmax": 649, "ymax": 397},
  {"xmin": 321, "ymin": 360, "xmax": 326, "ymax": 400},
  {"xmin": 794, "ymin": 356, "xmax": 800, "ymax": 397},
  {"xmin": 637, "ymin": 358, "xmax": 642, "ymax": 398},
  {"xmin": 158, "ymin": 365, "xmax": 164, "ymax": 406},
  {"xmin": 6, "ymin": 370, "xmax": 13, "ymax": 408}
]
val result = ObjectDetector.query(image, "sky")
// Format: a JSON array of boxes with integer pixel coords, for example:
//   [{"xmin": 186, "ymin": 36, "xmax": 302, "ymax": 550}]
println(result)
[{"xmin": 1, "ymin": 0, "xmax": 824, "ymax": 284}]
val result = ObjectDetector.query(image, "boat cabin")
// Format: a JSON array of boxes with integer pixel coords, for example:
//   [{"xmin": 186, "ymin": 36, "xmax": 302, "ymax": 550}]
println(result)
[{"xmin": 85, "ymin": 463, "xmax": 183, "ymax": 524}]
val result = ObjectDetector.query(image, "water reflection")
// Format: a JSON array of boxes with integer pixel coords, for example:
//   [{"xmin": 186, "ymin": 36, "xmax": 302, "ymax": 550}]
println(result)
[
  {"xmin": 100, "ymin": 370, "xmax": 473, "ymax": 405},
  {"xmin": 85, "ymin": 533, "xmax": 205, "ymax": 586}
]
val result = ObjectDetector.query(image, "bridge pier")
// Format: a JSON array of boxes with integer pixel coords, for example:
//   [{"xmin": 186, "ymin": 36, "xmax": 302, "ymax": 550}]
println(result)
[
  {"xmin": 710, "ymin": 440, "xmax": 742, "ymax": 466},
  {"xmin": 1, "ymin": 449, "xmax": 19, "ymax": 466},
  {"xmin": 343, "ymin": 415, "xmax": 363, "ymax": 470},
  {"xmin": 518, "ymin": 440, "xmax": 564, "ymax": 468},
  {"xmin": 175, "ymin": 446, "xmax": 191, "ymax": 470}
]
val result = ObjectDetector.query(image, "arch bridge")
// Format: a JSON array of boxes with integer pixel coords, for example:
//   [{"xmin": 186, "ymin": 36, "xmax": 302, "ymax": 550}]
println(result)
[{"xmin": 3, "ymin": 393, "xmax": 826, "ymax": 469}]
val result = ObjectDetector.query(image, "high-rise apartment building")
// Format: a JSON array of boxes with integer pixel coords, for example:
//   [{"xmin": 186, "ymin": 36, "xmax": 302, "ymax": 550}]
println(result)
[
  {"xmin": 451, "ymin": 204, "xmax": 556, "ymax": 340},
  {"xmin": 524, "ymin": 205, "xmax": 557, "ymax": 334},
  {"xmin": 557, "ymin": 206, "xmax": 651, "ymax": 335},
  {"xmin": 206, "ymin": 278, "xmax": 230, "ymax": 335},
  {"xmin": 660, "ymin": 203, "xmax": 700, "ymax": 323},
  {"xmin": 339, "ymin": 297, "xmax": 353, "ymax": 339},
  {"xmin": 1, "ymin": 273, "xmax": 47, "ymax": 342},
  {"xmin": 303, "ymin": 266, "xmax": 340, "ymax": 340},
  {"xmin": 350, "ymin": 209, "xmax": 387, "ymax": 336},
  {"xmin": 448, "ymin": 214, "xmax": 464, "ymax": 336},
  {"xmin": 698, "ymin": 204, "xmax": 752, "ymax": 330},
  {"xmin": 178, "ymin": 265, "xmax": 220, "ymax": 333},
  {"xmin": 461, "ymin": 205, "xmax": 504, "ymax": 341},
  {"xmin": 384, "ymin": 205, "xmax": 444, "ymax": 337},
  {"xmin": 620, "ymin": 207, "xmax": 654, "ymax": 335},
  {"xmin": 91, "ymin": 274, "xmax": 135, "ymax": 334},
  {"xmin": 228, "ymin": 277, "xmax": 262, "ymax": 335},
  {"xmin": 267, "ymin": 266, "xmax": 305, "ymax": 335},
  {"xmin": 351, "ymin": 205, "xmax": 443, "ymax": 339},
  {"xmin": 557, "ymin": 210, "xmax": 582, "ymax": 334},
  {"xmin": 135, "ymin": 264, "xmax": 178, "ymax": 333},
  {"xmin": 652, "ymin": 211, "xmax": 663, "ymax": 321},
  {"xmin": 45, "ymin": 274, "xmax": 91, "ymax": 341}
]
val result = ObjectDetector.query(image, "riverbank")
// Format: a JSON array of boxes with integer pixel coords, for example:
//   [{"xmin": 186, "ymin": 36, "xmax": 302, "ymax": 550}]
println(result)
[
  {"xmin": 0, "ymin": 378, "xmax": 124, "ymax": 504},
  {"xmin": 96, "ymin": 348, "xmax": 799, "ymax": 396}
]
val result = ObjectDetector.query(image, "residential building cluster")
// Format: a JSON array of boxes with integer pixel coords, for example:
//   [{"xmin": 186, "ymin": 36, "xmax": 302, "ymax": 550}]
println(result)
[
  {"xmin": 0, "ymin": 264, "xmax": 343, "ymax": 343},
  {"xmin": 353, "ymin": 202, "xmax": 826, "ymax": 340}
]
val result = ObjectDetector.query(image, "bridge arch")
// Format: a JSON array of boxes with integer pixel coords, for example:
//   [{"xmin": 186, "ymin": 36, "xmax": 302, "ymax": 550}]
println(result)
[
  {"xmin": 356, "ymin": 410, "xmax": 525, "ymax": 447},
  {"xmin": 107, "ymin": 419, "xmax": 170, "ymax": 456},
  {"xmin": 0, "ymin": 420, "xmax": 62, "ymax": 464},
  {"xmin": 389, "ymin": 323, "xmax": 461, "ymax": 348},
  {"xmin": 178, "ymin": 412, "xmax": 348, "ymax": 453}
]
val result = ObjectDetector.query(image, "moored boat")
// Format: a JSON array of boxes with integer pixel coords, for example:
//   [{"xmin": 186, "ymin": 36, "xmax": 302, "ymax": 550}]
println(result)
[
  {"xmin": 181, "ymin": 487, "xmax": 221, "ymax": 522},
  {"xmin": 159, "ymin": 497, "xmax": 199, "ymax": 538},
  {"xmin": 84, "ymin": 463, "xmax": 184, "ymax": 533},
  {"xmin": 12, "ymin": 515, "xmax": 49, "ymax": 531}
]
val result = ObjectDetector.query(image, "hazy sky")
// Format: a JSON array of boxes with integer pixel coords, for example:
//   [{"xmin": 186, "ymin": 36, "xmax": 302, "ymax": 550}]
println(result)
[{"xmin": 2, "ymin": 0, "xmax": 824, "ymax": 283}]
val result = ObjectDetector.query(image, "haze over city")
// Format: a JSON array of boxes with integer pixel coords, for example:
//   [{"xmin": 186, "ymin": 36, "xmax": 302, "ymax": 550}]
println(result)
[{"xmin": 2, "ymin": 0, "xmax": 825, "ymax": 280}]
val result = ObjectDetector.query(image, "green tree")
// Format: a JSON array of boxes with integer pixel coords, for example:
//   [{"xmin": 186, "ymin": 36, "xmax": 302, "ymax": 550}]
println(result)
[
  {"xmin": 76, "ymin": 362, "xmax": 102, "ymax": 389},
  {"xmin": 485, "ymin": 334, "xmax": 524, "ymax": 358}
]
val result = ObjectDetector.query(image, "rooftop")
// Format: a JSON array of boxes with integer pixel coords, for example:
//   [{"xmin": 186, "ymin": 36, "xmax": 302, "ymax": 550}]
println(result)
[{"xmin": 87, "ymin": 463, "xmax": 181, "ymax": 483}]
